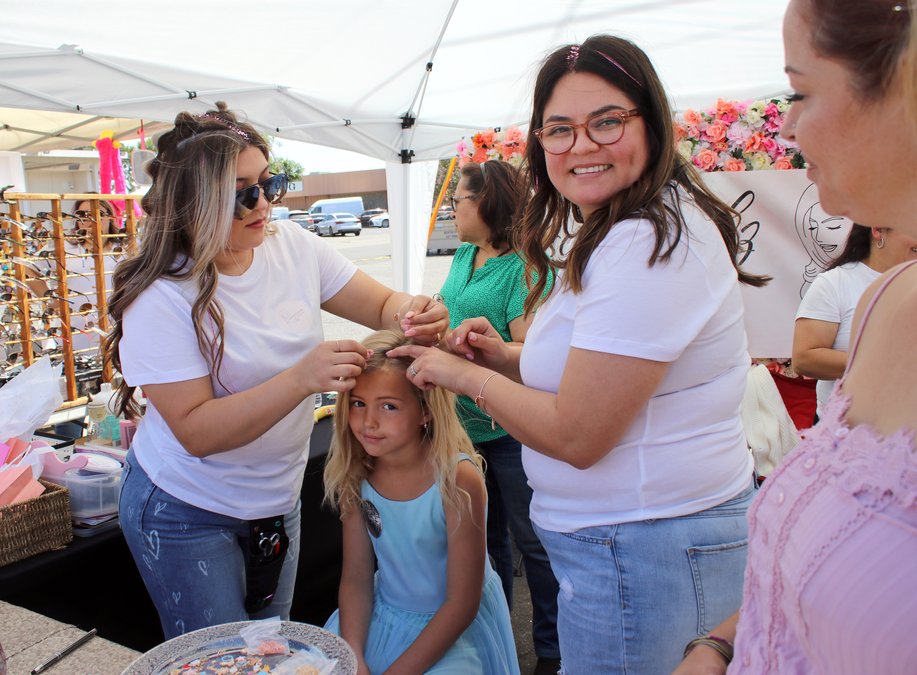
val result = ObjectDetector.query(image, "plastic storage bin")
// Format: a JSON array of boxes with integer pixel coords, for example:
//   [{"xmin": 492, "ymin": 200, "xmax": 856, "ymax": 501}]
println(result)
[{"xmin": 51, "ymin": 467, "xmax": 123, "ymax": 519}]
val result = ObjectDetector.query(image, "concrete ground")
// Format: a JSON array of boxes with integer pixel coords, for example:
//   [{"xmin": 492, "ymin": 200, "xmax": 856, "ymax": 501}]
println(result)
[{"xmin": 510, "ymin": 555, "xmax": 539, "ymax": 673}]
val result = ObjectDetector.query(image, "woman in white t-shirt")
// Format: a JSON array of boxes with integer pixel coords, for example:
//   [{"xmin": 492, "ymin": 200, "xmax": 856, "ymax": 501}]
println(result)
[
  {"xmin": 106, "ymin": 103, "xmax": 448, "ymax": 640},
  {"xmin": 390, "ymin": 35, "xmax": 768, "ymax": 673},
  {"xmin": 793, "ymin": 223, "xmax": 917, "ymax": 423}
]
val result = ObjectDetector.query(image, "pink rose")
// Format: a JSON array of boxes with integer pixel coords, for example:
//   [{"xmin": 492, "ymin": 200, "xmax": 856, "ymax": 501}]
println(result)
[
  {"xmin": 674, "ymin": 122, "xmax": 688, "ymax": 141},
  {"xmin": 472, "ymin": 147, "xmax": 488, "ymax": 163},
  {"xmin": 504, "ymin": 127, "xmax": 525, "ymax": 145},
  {"xmin": 705, "ymin": 121, "xmax": 728, "ymax": 143},
  {"xmin": 724, "ymin": 158, "xmax": 747, "ymax": 172},
  {"xmin": 744, "ymin": 133, "xmax": 766, "ymax": 153},
  {"xmin": 773, "ymin": 156, "xmax": 794, "ymax": 170},
  {"xmin": 715, "ymin": 99, "xmax": 739, "ymax": 124},
  {"xmin": 763, "ymin": 117, "xmax": 782, "ymax": 134},
  {"xmin": 693, "ymin": 148, "xmax": 718, "ymax": 172},
  {"xmin": 500, "ymin": 144, "xmax": 519, "ymax": 161},
  {"xmin": 712, "ymin": 141, "xmax": 729, "ymax": 153},
  {"xmin": 684, "ymin": 109, "xmax": 703, "ymax": 127}
]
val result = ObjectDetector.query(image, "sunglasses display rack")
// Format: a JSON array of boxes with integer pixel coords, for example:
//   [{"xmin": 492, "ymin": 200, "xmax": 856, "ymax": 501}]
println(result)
[{"xmin": 1, "ymin": 193, "xmax": 140, "ymax": 408}]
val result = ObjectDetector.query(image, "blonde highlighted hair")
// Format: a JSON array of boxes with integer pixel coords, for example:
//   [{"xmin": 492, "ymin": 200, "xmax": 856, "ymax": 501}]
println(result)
[
  {"xmin": 105, "ymin": 103, "xmax": 272, "ymax": 418},
  {"xmin": 323, "ymin": 330, "xmax": 481, "ymax": 519}
]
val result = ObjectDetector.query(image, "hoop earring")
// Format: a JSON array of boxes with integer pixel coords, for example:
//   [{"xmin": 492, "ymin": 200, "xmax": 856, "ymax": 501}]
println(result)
[{"xmin": 877, "ymin": 236, "xmax": 886, "ymax": 249}]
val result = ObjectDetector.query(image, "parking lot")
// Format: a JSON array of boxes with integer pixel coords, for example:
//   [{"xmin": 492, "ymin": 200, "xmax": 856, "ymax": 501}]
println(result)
[{"xmin": 315, "ymin": 226, "xmax": 456, "ymax": 342}]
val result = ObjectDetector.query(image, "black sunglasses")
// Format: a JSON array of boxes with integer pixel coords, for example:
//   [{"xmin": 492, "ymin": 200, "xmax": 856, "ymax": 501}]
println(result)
[{"xmin": 235, "ymin": 174, "xmax": 288, "ymax": 219}]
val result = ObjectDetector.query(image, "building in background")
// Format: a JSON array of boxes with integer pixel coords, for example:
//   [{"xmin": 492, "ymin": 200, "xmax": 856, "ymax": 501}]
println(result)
[{"xmin": 283, "ymin": 169, "xmax": 387, "ymax": 211}]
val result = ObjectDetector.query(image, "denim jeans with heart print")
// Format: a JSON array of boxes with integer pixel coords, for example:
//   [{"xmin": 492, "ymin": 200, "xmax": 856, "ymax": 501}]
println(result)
[{"xmin": 119, "ymin": 450, "xmax": 302, "ymax": 639}]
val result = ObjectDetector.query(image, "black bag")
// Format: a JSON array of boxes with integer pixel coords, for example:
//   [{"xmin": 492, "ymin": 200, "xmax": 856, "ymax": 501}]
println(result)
[{"xmin": 240, "ymin": 515, "xmax": 290, "ymax": 613}]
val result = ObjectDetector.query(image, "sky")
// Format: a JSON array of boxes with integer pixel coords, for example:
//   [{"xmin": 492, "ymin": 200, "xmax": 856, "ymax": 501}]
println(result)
[{"xmin": 272, "ymin": 138, "xmax": 385, "ymax": 175}]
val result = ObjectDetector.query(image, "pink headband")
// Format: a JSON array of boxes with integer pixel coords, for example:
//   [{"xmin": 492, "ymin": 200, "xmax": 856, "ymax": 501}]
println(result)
[
  {"xmin": 196, "ymin": 113, "xmax": 252, "ymax": 141},
  {"xmin": 566, "ymin": 44, "xmax": 642, "ymax": 88}
]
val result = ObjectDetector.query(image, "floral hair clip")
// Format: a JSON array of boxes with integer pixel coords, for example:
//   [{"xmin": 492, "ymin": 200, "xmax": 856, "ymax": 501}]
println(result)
[
  {"xmin": 566, "ymin": 44, "xmax": 581, "ymax": 70},
  {"xmin": 196, "ymin": 113, "xmax": 251, "ymax": 142}
]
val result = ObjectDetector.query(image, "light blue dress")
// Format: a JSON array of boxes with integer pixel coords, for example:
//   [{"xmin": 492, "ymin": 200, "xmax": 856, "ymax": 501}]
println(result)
[{"xmin": 325, "ymin": 461, "xmax": 520, "ymax": 674}]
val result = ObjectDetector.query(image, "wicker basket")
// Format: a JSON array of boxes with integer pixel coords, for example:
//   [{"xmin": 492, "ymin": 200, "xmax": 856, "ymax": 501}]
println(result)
[{"xmin": 0, "ymin": 479, "xmax": 73, "ymax": 567}]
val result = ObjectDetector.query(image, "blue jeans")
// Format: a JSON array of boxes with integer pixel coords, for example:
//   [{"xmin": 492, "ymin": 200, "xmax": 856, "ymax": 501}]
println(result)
[
  {"xmin": 534, "ymin": 481, "xmax": 756, "ymax": 674},
  {"xmin": 477, "ymin": 434, "xmax": 560, "ymax": 659},
  {"xmin": 119, "ymin": 451, "xmax": 302, "ymax": 639}
]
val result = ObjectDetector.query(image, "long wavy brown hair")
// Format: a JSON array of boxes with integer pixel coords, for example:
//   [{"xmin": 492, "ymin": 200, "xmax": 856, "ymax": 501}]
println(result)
[
  {"xmin": 104, "ymin": 103, "xmax": 270, "ymax": 419},
  {"xmin": 518, "ymin": 35, "xmax": 768, "ymax": 315}
]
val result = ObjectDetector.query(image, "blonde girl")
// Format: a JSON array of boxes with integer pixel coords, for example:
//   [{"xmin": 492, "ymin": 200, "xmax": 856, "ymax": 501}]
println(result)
[{"xmin": 324, "ymin": 330, "xmax": 518, "ymax": 675}]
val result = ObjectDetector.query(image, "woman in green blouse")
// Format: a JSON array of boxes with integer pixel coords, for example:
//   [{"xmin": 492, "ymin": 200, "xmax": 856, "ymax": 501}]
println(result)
[{"xmin": 440, "ymin": 160, "xmax": 559, "ymax": 674}]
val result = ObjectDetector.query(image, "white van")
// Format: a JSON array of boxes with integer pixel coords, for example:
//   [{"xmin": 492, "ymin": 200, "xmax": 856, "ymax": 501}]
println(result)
[{"xmin": 308, "ymin": 196, "xmax": 364, "ymax": 218}]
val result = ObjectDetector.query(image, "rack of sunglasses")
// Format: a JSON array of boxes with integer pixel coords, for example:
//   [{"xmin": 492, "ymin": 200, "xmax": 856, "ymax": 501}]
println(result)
[{"xmin": 1, "ymin": 193, "xmax": 140, "ymax": 405}]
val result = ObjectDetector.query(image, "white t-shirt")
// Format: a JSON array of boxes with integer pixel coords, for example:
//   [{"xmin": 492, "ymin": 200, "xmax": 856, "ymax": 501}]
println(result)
[
  {"xmin": 795, "ymin": 261, "xmax": 880, "ymax": 418},
  {"xmin": 120, "ymin": 220, "xmax": 356, "ymax": 519},
  {"xmin": 520, "ymin": 191, "xmax": 753, "ymax": 532}
]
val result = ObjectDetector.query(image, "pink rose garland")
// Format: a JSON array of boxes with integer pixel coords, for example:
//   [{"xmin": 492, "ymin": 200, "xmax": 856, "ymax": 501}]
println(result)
[{"xmin": 673, "ymin": 96, "xmax": 804, "ymax": 172}]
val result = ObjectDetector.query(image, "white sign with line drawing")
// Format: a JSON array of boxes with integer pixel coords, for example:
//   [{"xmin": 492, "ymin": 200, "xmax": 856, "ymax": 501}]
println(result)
[{"xmin": 701, "ymin": 170, "xmax": 853, "ymax": 358}]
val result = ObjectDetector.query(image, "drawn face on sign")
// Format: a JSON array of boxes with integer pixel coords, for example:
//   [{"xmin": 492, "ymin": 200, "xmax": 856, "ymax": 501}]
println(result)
[
  {"xmin": 803, "ymin": 200, "xmax": 849, "ymax": 267},
  {"xmin": 795, "ymin": 183, "xmax": 853, "ymax": 296}
]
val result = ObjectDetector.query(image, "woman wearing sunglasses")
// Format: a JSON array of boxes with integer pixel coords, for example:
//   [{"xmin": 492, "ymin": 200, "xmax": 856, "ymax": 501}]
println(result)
[
  {"xmin": 390, "ymin": 35, "xmax": 767, "ymax": 673},
  {"xmin": 107, "ymin": 103, "xmax": 448, "ymax": 639}
]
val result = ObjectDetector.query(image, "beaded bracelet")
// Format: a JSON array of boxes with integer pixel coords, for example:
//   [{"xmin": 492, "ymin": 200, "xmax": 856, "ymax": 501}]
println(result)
[
  {"xmin": 473, "ymin": 372, "xmax": 499, "ymax": 431},
  {"xmin": 683, "ymin": 634, "xmax": 734, "ymax": 664}
]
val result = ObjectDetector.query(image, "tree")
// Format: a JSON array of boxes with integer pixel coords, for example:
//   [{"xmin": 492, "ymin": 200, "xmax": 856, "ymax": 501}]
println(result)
[
  {"xmin": 269, "ymin": 156, "xmax": 304, "ymax": 181},
  {"xmin": 432, "ymin": 158, "xmax": 460, "ymax": 208}
]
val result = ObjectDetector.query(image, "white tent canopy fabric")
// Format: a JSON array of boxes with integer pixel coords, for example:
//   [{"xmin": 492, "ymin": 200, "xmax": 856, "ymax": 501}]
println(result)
[
  {"xmin": 0, "ymin": 0, "xmax": 791, "ymax": 291},
  {"xmin": 0, "ymin": 0, "xmax": 791, "ymax": 160}
]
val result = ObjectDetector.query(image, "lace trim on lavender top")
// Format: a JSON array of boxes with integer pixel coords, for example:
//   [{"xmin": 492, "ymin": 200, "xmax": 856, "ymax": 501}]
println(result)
[{"xmin": 796, "ymin": 386, "xmax": 917, "ymax": 510}]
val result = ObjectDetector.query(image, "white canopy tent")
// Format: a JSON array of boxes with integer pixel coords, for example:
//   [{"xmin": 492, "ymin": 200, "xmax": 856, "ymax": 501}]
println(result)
[{"xmin": 0, "ymin": 0, "xmax": 791, "ymax": 291}]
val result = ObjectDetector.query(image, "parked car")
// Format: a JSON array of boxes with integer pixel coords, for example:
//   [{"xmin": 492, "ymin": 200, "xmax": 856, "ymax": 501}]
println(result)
[
  {"xmin": 316, "ymin": 212, "xmax": 362, "ymax": 237},
  {"xmin": 359, "ymin": 208, "xmax": 386, "ymax": 227},
  {"xmin": 427, "ymin": 212, "xmax": 458, "ymax": 255},
  {"xmin": 368, "ymin": 211, "xmax": 390, "ymax": 228},
  {"xmin": 269, "ymin": 206, "xmax": 290, "ymax": 221},
  {"xmin": 289, "ymin": 210, "xmax": 317, "ymax": 232}
]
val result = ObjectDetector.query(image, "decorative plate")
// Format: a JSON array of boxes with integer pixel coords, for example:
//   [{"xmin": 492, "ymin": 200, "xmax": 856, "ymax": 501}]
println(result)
[{"xmin": 122, "ymin": 620, "xmax": 356, "ymax": 674}]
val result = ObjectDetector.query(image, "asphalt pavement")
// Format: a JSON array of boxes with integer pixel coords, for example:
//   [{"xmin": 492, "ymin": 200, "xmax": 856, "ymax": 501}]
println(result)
[{"xmin": 318, "ymin": 226, "xmax": 456, "ymax": 343}]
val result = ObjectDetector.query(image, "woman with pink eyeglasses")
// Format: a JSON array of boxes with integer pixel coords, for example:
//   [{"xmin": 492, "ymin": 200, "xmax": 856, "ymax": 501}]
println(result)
[{"xmin": 390, "ymin": 35, "xmax": 768, "ymax": 673}]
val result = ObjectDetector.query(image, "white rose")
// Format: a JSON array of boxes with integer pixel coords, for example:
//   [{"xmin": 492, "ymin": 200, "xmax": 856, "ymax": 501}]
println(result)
[
  {"xmin": 748, "ymin": 152, "xmax": 771, "ymax": 170},
  {"xmin": 677, "ymin": 140, "xmax": 694, "ymax": 160}
]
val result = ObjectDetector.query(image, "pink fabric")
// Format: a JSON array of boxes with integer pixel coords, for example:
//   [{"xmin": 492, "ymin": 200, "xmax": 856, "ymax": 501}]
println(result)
[{"xmin": 731, "ymin": 262, "xmax": 917, "ymax": 674}]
